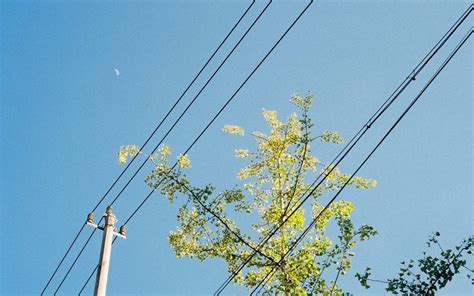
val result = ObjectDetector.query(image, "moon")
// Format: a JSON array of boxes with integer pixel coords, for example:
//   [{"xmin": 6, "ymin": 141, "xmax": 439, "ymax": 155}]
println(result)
[{"xmin": 114, "ymin": 68, "xmax": 120, "ymax": 76}]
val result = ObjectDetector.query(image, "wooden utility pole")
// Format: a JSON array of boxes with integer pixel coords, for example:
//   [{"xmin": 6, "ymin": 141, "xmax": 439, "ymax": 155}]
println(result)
[{"xmin": 87, "ymin": 206, "xmax": 126, "ymax": 296}]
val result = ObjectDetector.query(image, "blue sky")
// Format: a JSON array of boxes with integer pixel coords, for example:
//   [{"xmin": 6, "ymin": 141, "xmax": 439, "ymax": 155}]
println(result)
[{"xmin": 2, "ymin": 0, "xmax": 472, "ymax": 295}]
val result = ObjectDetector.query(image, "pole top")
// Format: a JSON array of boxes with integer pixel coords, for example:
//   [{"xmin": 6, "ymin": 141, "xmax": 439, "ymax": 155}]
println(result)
[{"xmin": 104, "ymin": 206, "xmax": 117, "ymax": 226}]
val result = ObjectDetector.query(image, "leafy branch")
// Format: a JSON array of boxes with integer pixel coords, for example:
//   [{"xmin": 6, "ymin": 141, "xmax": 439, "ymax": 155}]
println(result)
[{"xmin": 356, "ymin": 233, "xmax": 474, "ymax": 295}]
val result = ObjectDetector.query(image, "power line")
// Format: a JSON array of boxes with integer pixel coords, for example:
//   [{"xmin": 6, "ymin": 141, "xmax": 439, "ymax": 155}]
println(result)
[
  {"xmin": 214, "ymin": 4, "xmax": 473, "ymax": 294},
  {"xmin": 41, "ymin": 2, "xmax": 256, "ymax": 294},
  {"xmin": 251, "ymin": 27, "xmax": 473, "ymax": 295},
  {"xmin": 76, "ymin": 0, "xmax": 313, "ymax": 294},
  {"xmin": 73, "ymin": 0, "xmax": 313, "ymax": 294},
  {"xmin": 51, "ymin": 2, "xmax": 273, "ymax": 294},
  {"xmin": 54, "ymin": 1, "xmax": 470, "ymax": 294}
]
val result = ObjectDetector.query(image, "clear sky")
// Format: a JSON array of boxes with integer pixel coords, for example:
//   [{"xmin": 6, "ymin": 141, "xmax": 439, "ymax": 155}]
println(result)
[{"xmin": 2, "ymin": 0, "xmax": 472, "ymax": 295}]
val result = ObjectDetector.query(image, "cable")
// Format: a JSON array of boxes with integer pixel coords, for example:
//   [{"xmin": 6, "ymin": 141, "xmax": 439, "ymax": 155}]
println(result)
[
  {"xmin": 254, "ymin": 29, "xmax": 473, "ymax": 294},
  {"xmin": 91, "ymin": 0, "xmax": 269, "ymax": 270},
  {"xmin": 77, "ymin": 3, "xmax": 472, "ymax": 295},
  {"xmin": 55, "ymin": 1, "xmax": 272, "ymax": 294},
  {"xmin": 251, "ymin": 28, "xmax": 473, "ymax": 295},
  {"xmin": 43, "ymin": 2, "xmax": 257, "ymax": 294},
  {"xmin": 75, "ymin": 0, "xmax": 314, "ymax": 293},
  {"xmin": 77, "ymin": 0, "xmax": 272, "ymax": 249},
  {"xmin": 214, "ymin": 4, "xmax": 473, "ymax": 294}
]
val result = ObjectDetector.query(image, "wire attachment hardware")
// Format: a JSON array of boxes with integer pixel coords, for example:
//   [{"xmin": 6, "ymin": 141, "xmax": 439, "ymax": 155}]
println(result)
[
  {"xmin": 119, "ymin": 225, "xmax": 127, "ymax": 236},
  {"xmin": 87, "ymin": 212, "xmax": 94, "ymax": 223}
]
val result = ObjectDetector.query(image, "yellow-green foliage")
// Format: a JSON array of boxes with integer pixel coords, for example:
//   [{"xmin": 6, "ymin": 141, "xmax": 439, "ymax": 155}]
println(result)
[{"xmin": 119, "ymin": 93, "xmax": 377, "ymax": 294}]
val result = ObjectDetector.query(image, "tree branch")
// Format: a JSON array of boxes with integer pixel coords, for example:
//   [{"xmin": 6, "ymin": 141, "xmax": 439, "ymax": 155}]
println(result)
[
  {"xmin": 329, "ymin": 240, "xmax": 353, "ymax": 295},
  {"xmin": 424, "ymin": 239, "xmax": 472, "ymax": 294},
  {"xmin": 164, "ymin": 174, "xmax": 279, "ymax": 266},
  {"xmin": 366, "ymin": 278, "xmax": 389, "ymax": 284}
]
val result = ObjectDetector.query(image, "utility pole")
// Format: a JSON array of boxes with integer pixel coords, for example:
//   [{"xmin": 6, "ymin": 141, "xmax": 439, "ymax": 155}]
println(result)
[{"xmin": 87, "ymin": 206, "xmax": 126, "ymax": 296}]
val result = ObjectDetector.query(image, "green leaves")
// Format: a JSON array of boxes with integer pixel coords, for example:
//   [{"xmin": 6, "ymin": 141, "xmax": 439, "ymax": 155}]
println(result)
[
  {"xmin": 234, "ymin": 149, "xmax": 250, "ymax": 158},
  {"xmin": 355, "ymin": 267, "xmax": 372, "ymax": 289},
  {"xmin": 118, "ymin": 93, "xmax": 378, "ymax": 294},
  {"xmin": 176, "ymin": 153, "xmax": 191, "ymax": 168},
  {"xmin": 356, "ymin": 233, "xmax": 474, "ymax": 295},
  {"xmin": 358, "ymin": 225, "xmax": 378, "ymax": 241},
  {"xmin": 290, "ymin": 93, "xmax": 313, "ymax": 111},
  {"xmin": 222, "ymin": 124, "xmax": 245, "ymax": 136},
  {"xmin": 320, "ymin": 130, "xmax": 344, "ymax": 144},
  {"xmin": 117, "ymin": 145, "xmax": 140, "ymax": 164}
]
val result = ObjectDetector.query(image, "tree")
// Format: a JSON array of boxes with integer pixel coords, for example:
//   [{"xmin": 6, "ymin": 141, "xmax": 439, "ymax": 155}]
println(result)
[
  {"xmin": 118, "ymin": 94, "xmax": 378, "ymax": 294},
  {"xmin": 356, "ymin": 233, "xmax": 474, "ymax": 295}
]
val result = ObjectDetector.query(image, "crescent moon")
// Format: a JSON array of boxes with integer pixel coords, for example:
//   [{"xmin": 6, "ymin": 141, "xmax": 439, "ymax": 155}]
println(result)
[{"xmin": 114, "ymin": 68, "xmax": 120, "ymax": 76}]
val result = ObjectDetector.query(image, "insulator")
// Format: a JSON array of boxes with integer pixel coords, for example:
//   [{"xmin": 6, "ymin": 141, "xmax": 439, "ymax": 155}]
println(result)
[{"xmin": 119, "ymin": 225, "xmax": 127, "ymax": 236}]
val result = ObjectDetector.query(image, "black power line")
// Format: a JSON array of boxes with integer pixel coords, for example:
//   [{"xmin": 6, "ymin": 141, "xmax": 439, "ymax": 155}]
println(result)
[
  {"xmin": 41, "ymin": 2, "xmax": 256, "ymax": 294},
  {"xmin": 251, "ymin": 28, "xmax": 473, "ymax": 294},
  {"xmin": 76, "ymin": 0, "xmax": 314, "ymax": 294},
  {"xmin": 214, "ymin": 4, "xmax": 473, "ymax": 294},
  {"xmin": 51, "ymin": 2, "xmax": 273, "ymax": 294},
  {"xmin": 75, "ymin": 0, "xmax": 313, "ymax": 294}
]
